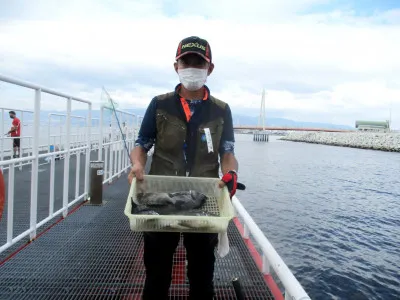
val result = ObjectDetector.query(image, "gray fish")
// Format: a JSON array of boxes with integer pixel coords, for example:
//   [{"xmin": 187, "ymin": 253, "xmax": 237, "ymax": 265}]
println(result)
[
  {"xmin": 167, "ymin": 191, "xmax": 208, "ymax": 211},
  {"xmin": 134, "ymin": 209, "xmax": 160, "ymax": 216},
  {"xmin": 176, "ymin": 210, "xmax": 219, "ymax": 229},
  {"xmin": 172, "ymin": 209, "xmax": 218, "ymax": 217},
  {"xmin": 131, "ymin": 190, "xmax": 208, "ymax": 216},
  {"xmin": 136, "ymin": 192, "xmax": 175, "ymax": 206}
]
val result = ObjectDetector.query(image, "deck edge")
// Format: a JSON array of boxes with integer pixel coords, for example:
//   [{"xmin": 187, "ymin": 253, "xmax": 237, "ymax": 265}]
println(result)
[{"xmin": 233, "ymin": 217, "xmax": 284, "ymax": 300}]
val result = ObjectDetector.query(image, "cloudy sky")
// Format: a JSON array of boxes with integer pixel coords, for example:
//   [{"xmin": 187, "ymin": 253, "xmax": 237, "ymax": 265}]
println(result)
[{"xmin": 0, "ymin": 0, "xmax": 399, "ymax": 128}]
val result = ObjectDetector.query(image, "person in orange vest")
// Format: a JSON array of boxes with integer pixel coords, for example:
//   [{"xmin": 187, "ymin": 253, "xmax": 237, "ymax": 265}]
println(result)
[{"xmin": 7, "ymin": 111, "xmax": 21, "ymax": 158}]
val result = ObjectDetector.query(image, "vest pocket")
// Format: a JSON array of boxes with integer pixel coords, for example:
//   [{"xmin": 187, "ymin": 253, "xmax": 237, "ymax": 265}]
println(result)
[{"xmin": 156, "ymin": 112, "xmax": 186, "ymax": 152}]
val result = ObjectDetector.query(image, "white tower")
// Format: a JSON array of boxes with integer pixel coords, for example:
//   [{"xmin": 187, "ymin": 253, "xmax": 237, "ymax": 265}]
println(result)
[
  {"xmin": 253, "ymin": 89, "xmax": 269, "ymax": 142},
  {"xmin": 258, "ymin": 89, "xmax": 266, "ymax": 130}
]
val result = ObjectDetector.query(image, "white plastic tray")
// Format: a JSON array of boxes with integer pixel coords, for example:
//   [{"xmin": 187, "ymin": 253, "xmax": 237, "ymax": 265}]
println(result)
[{"xmin": 124, "ymin": 175, "xmax": 235, "ymax": 233}]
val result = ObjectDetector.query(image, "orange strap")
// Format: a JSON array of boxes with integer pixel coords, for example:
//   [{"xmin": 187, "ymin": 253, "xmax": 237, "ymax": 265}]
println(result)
[
  {"xmin": 180, "ymin": 97, "xmax": 192, "ymax": 122},
  {"xmin": 179, "ymin": 88, "xmax": 209, "ymax": 122}
]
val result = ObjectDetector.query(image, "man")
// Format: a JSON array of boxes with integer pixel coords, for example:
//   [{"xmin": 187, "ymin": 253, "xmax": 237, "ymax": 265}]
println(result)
[
  {"xmin": 128, "ymin": 36, "xmax": 240, "ymax": 299},
  {"xmin": 122, "ymin": 121, "xmax": 128, "ymax": 140},
  {"xmin": 108, "ymin": 123, "xmax": 112, "ymax": 142},
  {"xmin": 7, "ymin": 111, "xmax": 21, "ymax": 158}
]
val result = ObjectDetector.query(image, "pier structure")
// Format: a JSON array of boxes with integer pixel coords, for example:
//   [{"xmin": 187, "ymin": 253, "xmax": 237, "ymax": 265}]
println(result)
[
  {"xmin": 253, "ymin": 89, "xmax": 269, "ymax": 142},
  {"xmin": 0, "ymin": 74, "xmax": 310, "ymax": 300}
]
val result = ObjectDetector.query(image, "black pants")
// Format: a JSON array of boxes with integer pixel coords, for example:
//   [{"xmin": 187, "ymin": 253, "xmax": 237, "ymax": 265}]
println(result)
[
  {"xmin": 142, "ymin": 232, "xmax": 218, "ymax": 300},
  {"xmin": 13, "ymin": 138, "xmax": 20, "ymax": 148}
]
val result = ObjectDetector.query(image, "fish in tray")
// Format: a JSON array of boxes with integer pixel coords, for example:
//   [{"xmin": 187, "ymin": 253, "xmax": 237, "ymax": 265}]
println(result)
[
  {"xmin": 130, "ymin": 190, "xmax": 219, "ymax": 230},
  {"xmin": 171, "ymin": 209, "xmax": 219, "ymax": 229},
  {"xmin": 131, "ymin": 190, "xmax": 208, "ymax": 215}
]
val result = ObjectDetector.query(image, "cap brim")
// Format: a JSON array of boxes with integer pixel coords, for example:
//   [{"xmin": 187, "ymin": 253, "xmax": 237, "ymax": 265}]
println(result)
[{"xmin": 175, "ymin": 51, "xmax": 211, "ymax": 63}]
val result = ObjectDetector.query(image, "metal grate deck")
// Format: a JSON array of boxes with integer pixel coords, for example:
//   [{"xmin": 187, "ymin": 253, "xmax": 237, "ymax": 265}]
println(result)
[
  {"xmin": 0, "ymin": 173, "xmax": 274, "ymax": 299},
  {"xmin": 0, "ymin": 149, "xmax": 119, "ymax": 260}
]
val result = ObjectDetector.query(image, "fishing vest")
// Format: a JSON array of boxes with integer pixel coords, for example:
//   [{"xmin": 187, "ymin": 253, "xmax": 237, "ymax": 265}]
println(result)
[{"xmin": 149, "ymin": 85, "xmax": 227, "ymax": 178}]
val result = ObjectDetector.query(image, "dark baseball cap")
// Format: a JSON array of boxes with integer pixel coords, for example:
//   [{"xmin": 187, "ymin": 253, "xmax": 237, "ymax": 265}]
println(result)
[{"xmin": 175, "ymin": 36, "xmax": 212, "ymax": 63}]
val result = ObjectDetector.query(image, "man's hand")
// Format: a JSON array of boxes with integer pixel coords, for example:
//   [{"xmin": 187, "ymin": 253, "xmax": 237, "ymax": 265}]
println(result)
[
  {"xmin": 128, "ymin": 162, "xmax": 144, "ymax": 184},
  {"xmin": 128, "ymin": 146, "xmax": 147, "ymax": 184},
  {"xmin": 219, "ymin": 170, "xmax": 238, "ymax": 198}
]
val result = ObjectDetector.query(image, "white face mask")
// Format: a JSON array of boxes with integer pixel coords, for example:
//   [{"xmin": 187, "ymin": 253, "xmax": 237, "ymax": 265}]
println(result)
[{"xmin": 177, "ymin": 68, "xmax": 208, "ymax": 91}]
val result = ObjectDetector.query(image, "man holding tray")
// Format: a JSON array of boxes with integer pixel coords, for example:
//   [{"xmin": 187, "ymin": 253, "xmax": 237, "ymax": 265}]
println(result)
[{"xmin": 128, "ymin": 36, "xmax": 240, "ymax": 300}]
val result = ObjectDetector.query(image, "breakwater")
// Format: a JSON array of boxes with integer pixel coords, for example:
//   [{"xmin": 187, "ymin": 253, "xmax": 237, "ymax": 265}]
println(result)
[{"xmin": 280, "ymin": 131, "xmax": 400, "ymax": 152}]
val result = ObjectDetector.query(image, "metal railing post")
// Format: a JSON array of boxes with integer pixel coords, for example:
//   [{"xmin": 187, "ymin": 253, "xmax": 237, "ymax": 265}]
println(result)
[
  {"xmin": 117, "ymin": 139, "xmax": 121, "ymax": 177},
  {"xmin": 59, "ymin": 116, "xmax": 62, "ymax": 153},
  {"xmin": 49, "ymin": 155, "xmax": 55, "ymax": 217},
  {"xmin": 285, "ymin": 291, "xmax": 292, "ymax": 300},
  {"xmin": 243, "ymin": 224, "xmax": 250, "ymax": 239},
  {"xmin": 113, "ymin": 139, "xmax": 117, "ymax": 181},
  {"xmin": 7, "ymin": 163, "xmax": 15, "ymax": 243},
  {"xmin": 109, "ymin": 119, "xmax": 114, "ymax": 183},
  {"xmin": 1, "ymin": 108, "xmax": 4, "ymax": 165},
  {"xmin": 104, "ymin": 145, "xmax": 108, "ymax": 183},
  {"xmin": 262, "ymin": 253, "xmax": 270, "ymax": 274},
  {"xmin": 75, "ymin": 151, "xmax": 80, "ymax": 199},
  {"xmin": 19, "ymin": 111, "xmax": 24, "ymax": 170},
  {"xmin": 62, "ymin": 98, "xmax": 72, "ymax": 218},
  {"xmin": 48, "ymin": 114, "xmax": 51, "ymax": 154},
  {"xmin": 29, "ymin": 89, "xmax": 41, "ymax": 240},
  {"xmin": 84, "ymin": 103, "xmax": 92, "ymax": 199},
  {"xmin": 98, "ymin": 107, "xmax": 103, "ymax": 161}
]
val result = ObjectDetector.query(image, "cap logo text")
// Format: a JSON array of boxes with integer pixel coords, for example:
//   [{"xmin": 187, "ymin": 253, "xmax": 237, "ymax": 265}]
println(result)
[{"xmin": 181, "ymin": 42, "xmax": 206, "ymax": 51}]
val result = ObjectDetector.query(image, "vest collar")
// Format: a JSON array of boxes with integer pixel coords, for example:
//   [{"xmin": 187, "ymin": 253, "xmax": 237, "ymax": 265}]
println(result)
[{"xmin": 174, "ymin": 83, "xmax": 210, "ymax": 101}]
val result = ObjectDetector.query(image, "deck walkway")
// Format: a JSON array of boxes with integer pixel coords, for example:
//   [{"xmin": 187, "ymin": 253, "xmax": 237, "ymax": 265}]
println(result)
[{"xmin": 0, "ymin": 156, "xmax": 274, "ymax": 299}]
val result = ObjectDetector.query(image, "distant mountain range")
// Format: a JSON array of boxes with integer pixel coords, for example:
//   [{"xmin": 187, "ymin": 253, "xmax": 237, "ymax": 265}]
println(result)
[
  {"xmin": 124, "ymin": 109, "xmax": 353, "ymax": 129},
  {"xmin": 16, "ymin": 109, "xmax": 353, "ymax": 130},
  {"xmin": 231, "ymin": 115, "xmax": 353, "ymax": 129}
]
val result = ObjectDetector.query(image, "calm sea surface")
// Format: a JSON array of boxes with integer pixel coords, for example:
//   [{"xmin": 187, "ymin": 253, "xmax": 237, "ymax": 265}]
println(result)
[{"xmin": 234, "ymin": 134, "xmax": 400, "ymax": 300}]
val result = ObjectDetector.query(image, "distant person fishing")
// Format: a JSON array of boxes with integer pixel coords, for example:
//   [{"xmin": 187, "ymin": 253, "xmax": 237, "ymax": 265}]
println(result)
[
  {"xmin": 7, "ymin": 111, "xmax": 21, "ymax": 158},
  {"xmin": 122, "ymin": 121, "xmax": 128, "ymax": 140}
]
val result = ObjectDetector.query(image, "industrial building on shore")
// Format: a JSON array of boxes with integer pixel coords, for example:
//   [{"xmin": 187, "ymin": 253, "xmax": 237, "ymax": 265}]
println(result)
[{"xmin": 355, "ymin": 120, "xmax": 390, "ymax": 132}]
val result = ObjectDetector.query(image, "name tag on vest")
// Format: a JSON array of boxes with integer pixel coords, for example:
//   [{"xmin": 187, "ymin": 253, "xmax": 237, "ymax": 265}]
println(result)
[{"xmin": 204, "ymin": 128, "xmax": 214, "ymax": 153}]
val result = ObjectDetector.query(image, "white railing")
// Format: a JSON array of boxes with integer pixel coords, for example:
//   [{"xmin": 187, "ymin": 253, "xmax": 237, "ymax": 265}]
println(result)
[
  {"xmin": 0, "ymin": 74, "xmax": 139, "ymax": 254},
  {"xmin": 137, "ymin": 115, "xmax": 143, "ymax": 128},
  {"xmin": 1, "ymin": 107, "xmax": 34, "ymax": 170},
  {"xmin": 0, "ymin": 74, "xmax": 310, "ymax": 300},
  {"xmin": 1, "ymin": 110, "xmax": 95, "ymax": 170},
  {"xmin": 232, "ymin": 196, "xmax": 311, "ymax": 300},
  {"xmin": 0, "ymin": 75, "xmax": 90, "ymax": 252},
  {"xmin": 99, "ymin": 106, "xmax": 136, "ymax": 184},
  {"xmin": 47, "ymin": 113, "xmax": 88, "ymax": 153}
]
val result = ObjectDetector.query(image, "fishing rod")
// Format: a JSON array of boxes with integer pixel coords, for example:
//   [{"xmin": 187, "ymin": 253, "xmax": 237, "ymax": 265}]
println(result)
[
  {"xmin": 102, "ymin": 87, "xmax": 132, "ymax": 165},
  {"xmin": 102, "ymin": 87, "xmax": 246, "ymax": 191}
]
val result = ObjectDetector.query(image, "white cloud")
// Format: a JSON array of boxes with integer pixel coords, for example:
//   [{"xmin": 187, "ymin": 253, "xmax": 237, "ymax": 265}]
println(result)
[{"xmin": 0, "ymin": 0, "xmax": 400, "ymax": 128}]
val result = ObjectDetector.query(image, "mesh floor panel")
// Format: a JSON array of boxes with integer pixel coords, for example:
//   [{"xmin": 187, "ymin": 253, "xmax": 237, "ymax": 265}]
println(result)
[
  {"xmin": 0, "ymin": 175, "xmax": 274, "ymax": 299},
  {"xmin": 0, "ymin": 150, "xmax": 119, "ymax": 260}
]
